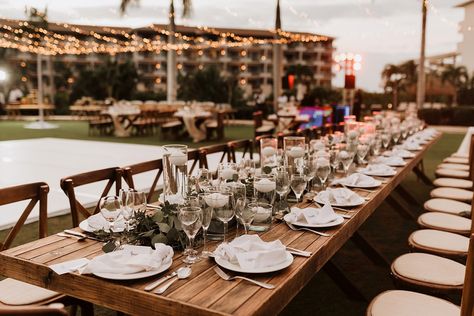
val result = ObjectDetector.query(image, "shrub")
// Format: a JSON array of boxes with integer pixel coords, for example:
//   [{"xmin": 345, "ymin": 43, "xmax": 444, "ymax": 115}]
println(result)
[{"xmin": 54, "ymin": 90, "xmax": 70, "ymax": 115}]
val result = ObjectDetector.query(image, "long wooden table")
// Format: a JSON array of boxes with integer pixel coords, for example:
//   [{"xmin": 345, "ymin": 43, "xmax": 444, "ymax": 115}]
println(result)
[{"xmin": 0, "ymin": 133, "xmax": 441, "ymax": 316}]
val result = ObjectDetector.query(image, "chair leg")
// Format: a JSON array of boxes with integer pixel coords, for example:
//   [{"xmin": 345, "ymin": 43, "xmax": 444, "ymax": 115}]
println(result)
[
  {"xmin": 80, "ymin": 302, "xmax": 94, "ymax": 316},
  {"xmin": 413, "ymin": 161, "xmax": 433, "ymax": 186},
  {"xmin": 395, "ymin": 185, "xmax": 421, "ymax": 207},
  {"xmin": 386, "ymin": 195, "xmax": 418, "ymax": 220},
  {"xmin": 323, "ymin": 260, "xmax": 368, "ymax": 302}
]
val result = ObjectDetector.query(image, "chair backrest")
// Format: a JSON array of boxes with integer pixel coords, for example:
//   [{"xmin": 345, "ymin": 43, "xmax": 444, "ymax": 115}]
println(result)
[
  {"xmin": 253, "ymin": 111, "xmax": 263, "ymax": 128},
  {"xmin": 187, "ymin": 149, "xmax": 201, "ymax": 175},
  {"xmin": 198, "ymin": 143, "xmax": 231, "ymax": 170},
  {"xmin": 0, "ymin": 305, "xmax": 68, "ymax": 316},
  {"xmin": 461, "ymin": 234, "xmax": 474, "ymax": 315},
  {"xmin": 228, "ymin": 139, "xmax": 253, "ymax": 163},
  {"xmin": 123, "ymin": 159, "xmax": 163, "ymax": 203},
  {"xmin": 60, "ymin": 167, "xmax": 122, "ymax": 227},
  {"xmin": 469, "ymin": 135, "xmax": 474, "ymax": 182},
  {"xmin": 0, "ymin": 182, "xmax": 49, "ymax": 251}
]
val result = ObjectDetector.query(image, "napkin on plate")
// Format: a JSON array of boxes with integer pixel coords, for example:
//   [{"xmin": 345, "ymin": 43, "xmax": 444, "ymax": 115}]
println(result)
[
  {"xmin": 289, "ymin": 203, "xmax": 339, "ymax": 225},
  {"xmin": 359, "ymin": 164, "xmax": 395, "ymax": 175},
  {"xmin": 400, "ymin": 140, "xmax": 421, "ymax": 151},
  {"xmin": 318, "ymin": 188, "xmax": 363, "ymax": 205},
  {"xmin": 214, "ymin": 235, "xmax": 287, "ymax": 270},
  {"xmin": 332, "ymin": 173, "xmax": 377, "ymax": 187},
  {"xmin": 374, "ymin": 156, "xmax": 406, "ymax": 166},
  {"xmin": 383, "ymin": 149, "xmax": 414, "ymax": 158},
  {"xmin": 86, "ymin": 213, "xmax": 126, "ymax": 232},
  {"xmin": 79, "ymin": 243, "xmax": 173, "ymax": 275}
]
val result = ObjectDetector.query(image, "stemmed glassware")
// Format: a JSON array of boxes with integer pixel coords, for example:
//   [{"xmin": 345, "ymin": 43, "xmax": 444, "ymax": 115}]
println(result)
[
  {"xmin": 198, "ymin": 193, "xmax": 213, "ymax": 258},
  {"xmin": 338, "ymin": 150, "xmax": 355, "ymax": 176},
  {"xmin": 391, "ymin": 127, "xmax": 401, "ymax": 145},
  {"xmin": 99, "ymin": 196, "xmax": 122, "ymax": 232},
  {"xmin": 224, "ymin": 182, "xmax": 246, "ymax": 236},
  {"xmin": 119, "ymin": 188, "xmax": 135, "ymax": 223},
  {"xmin": 178, "ymin": 206, "xmax": 203, "ymax": 264},
  {"xmin": 303, "ymin": 155, "xmax": 317, "ymax": 191},
  {"xmin": 329, "ymin": 148, "xmax": 340, "ymax": 175},
  {"xmin": 275, "ymin": 167, "xmax": 290, "ymax": 215},
  {"xmin": 316, "ymin": 158, "xmax": 331, "ymax": 189},
  {"xmin": 356, "ymin": 143, "xmax": 370, "ymax": 165},
  {"xmin": 241, "ymin": 203, "xmax": 259, "ymax": 234},
  {"xmin": 206, "ymin": 191, "xmax": 234, "ymax": 243},
  {"xmin": 372, "ymin": 137, "xmax": 382, "ymax": 157},
  {"xmin": 196, "ymin": 168, "xmax": 212, "ymax": 192},
  {"xmin": 290, "ymin": 174, "xmax": 306, "ymax": 203},
  {"xmin": 381, "ymin": 131, "xmax": 391, "ymax": 150}
]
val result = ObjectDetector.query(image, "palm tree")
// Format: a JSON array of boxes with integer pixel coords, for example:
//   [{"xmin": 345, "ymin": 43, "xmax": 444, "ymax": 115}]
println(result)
[
  {"xmin": 120, "ymin": 0, "xmax": 191, "ymax": 17},
  {"xmin": 440, "ymin": 65, "xmax": 469, "ymax": 106}
]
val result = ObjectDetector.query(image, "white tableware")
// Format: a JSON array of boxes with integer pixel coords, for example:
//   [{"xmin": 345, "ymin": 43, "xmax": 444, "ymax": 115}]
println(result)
[
  {"xmin": 79, "ymin": 219, "xmax": 125, "ymax": 233},
  {"xmin": 93, "ymin": 259, "xmax": 172, "ymax": 280},
  {"xmin": 358, "ymin": 164, "xmax": 397, "ymax": 177},
  {"xmin": 314, "ymin": 189, "xmax": 365, "ymax": 208},
  {"xmin": 215, "ymin": 252, "xmax": 293, "ymax": 274},
  {"xmin": 283, "ymin": 213, "xmax": 344, "ymax": 228},
  {"xmin": 335, "ymin": 173, "xmax": 381, "ymax": 189}
]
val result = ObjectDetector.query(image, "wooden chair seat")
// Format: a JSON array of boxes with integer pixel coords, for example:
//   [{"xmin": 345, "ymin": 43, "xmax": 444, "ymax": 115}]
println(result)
[
  {"xmin": 430, "ymin": 187, "xmax": 473, "ymax": 202},
  {"xmin": 437, "ymin": 163, "xmax": 470, "ymax": 171},
  {"xmin": 433, "ymin": 178, "xmax": 473, "ymax": 189},
  {"xmin": 391, "ymin": 253, "xmax": 465, "ymax": 291},
  {"xmin": 451, "ymin": 152, "xmax": 469, "ymax": 159},
  {"xmin": 367, "ymin": 290, "xmax": 459, "ymax": 316},
  {"xmin": 443, "ymin": 157, "xmax": 469, "ymax": 164},
  {"xmin": 435, "ymin": 168, "xmax": 470, "ymax": 179},
  {"xmin": 418, "ymin": 212, "xmax": 471, "ymax": 235},
  {"xmin": 424, "ymin": 198, "xmax": 471, "ymax": 216},
  {"xmin": 0, "ymin": 279, "xmax": 60, "ymax": 306},
  {"xmin": 408, "ymin": 229, "xmax": 469, "ymax": 259}
]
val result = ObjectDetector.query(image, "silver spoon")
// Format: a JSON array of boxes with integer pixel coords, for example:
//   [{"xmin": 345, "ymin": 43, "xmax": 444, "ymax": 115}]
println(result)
[{"xmin": 155, "ymin": 266, "xmax": 191, "ymax": 295}]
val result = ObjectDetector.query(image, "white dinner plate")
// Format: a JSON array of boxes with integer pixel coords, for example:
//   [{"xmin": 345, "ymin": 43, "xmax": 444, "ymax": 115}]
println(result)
[
  {"xmin": 358, "ymin": 169, "xmax": 397, "ymax": 177},
  {"xmin": 314, "ymin": 194, "xmax": 365, "ymax": 208},
  {"xmin": 79, "ymin": 219, "xmax": 125, "ymax": 233},
  {"xmin": 283, "ymin": 213, "xmax": 345, "ymax": 228},
  {"xmin": 215, "ymin": 252, "xmax": 293, "ymax": 274},
  {"xmin": 383, "ymin": 151, "xmax": 415, "ymax": 159},
  {"xmin": 338, "ymin": 179, "xmax": 381, "ymax": 189},
  {"xmin": 93, "ymin": 258, "xmax": 172, "ymax": 280}
]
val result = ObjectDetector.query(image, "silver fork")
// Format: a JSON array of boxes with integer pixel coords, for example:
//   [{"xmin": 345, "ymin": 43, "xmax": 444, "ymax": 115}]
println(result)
[
  {"xmin": 213, "ymin": 266, "xmax": 275, "ymax": 289},
  {"xmin": 286, "ymin": 222, "xmax": 331, "ymax": 237}
]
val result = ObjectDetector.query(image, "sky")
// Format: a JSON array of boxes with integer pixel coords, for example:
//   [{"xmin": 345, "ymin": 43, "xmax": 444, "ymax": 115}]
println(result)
[{"xmin": 0, "ymin": 0, "xmax": 465, "ymax": 91}]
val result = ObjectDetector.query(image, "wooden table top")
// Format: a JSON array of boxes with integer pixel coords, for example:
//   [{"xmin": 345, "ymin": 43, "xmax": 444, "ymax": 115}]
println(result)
[
  {"xmin": 0, "ymin": 133, "xmax": 442, "ymax": 316},
  {"xmin": 6, "ymin": 104, "xmax": 55, "ymax": 110}
]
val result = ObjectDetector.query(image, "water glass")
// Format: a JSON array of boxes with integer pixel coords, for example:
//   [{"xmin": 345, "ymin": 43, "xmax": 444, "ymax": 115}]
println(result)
[
  {"xmin": 338, "ymin": 150, "xmax": 355, "ymax": 176},
  {"xmin": 197, "ymin": 168, "xmax": 212, "ymax": 191},
  {"xmin": 316, "ymin": 157, "xmax": 331, "ymax": 189},
  {"xmin": 249, "ymin": 202, "xmax": 273, "ymax": 232},
  {"xmin": 178, "ymin": 206, "xmax": 203, "ymax": 264},
  {"xmin": 275, "ymin": 167, "xmax": 290, "ymax": 214}
]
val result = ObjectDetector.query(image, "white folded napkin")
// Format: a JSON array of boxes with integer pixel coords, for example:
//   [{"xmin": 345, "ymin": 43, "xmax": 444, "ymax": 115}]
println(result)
[
  {"xmin": 318, "ymin": 188, "xmax": 362, "ymax": 205},
  {"xmin": 333, "ymin": 173, "xmax": 377, "ymax": 187},
  {"xmin": 383, "ymin": 149, "xmax": 414, "ymax": 158},
  {"xmin": 214, "ymin": 235, "xmax": 287, "ymax": 270},
  {"xmin": 374, "ymin": 156, "xmax": 406, "ymax": 166},
  {"xmin": 400, "ymin": 139, "xmax": 421, "ymax": 151},
  {"xmin": 359, "ymin": 164, "xmax": 395, "ymax": 175},
  {"xmin": 79, "ymin": 243, "xmax": 173, "ymax": 275},
  {"xmin": 289, "ymin": 203, "xmax": 338, "ymax": 225},
  {"xmin": 86, "ymin": 213, "xmax": 126, "ymax": 232}
]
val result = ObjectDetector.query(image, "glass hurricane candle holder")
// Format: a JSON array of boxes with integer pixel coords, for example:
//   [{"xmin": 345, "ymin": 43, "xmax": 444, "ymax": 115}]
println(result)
[
  {"xmin": 163, "ymin": 144, "xmax": 188, "ymax": 205},
  {"xmin": 260, "ymin": 137, "xmax": 278, "ymax": 168},
  {"xmin": 283, "ymin": 136, "xmax": 306, "ymax": 175}
]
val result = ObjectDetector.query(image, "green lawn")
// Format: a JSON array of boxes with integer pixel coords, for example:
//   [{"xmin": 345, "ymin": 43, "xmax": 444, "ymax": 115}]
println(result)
[
  {"xmin": 0, "ymin": 123, "xmax": 465, "ymax": 315},
  {"xmin": 0, "ymin": 120, "xmax": 254, "ymax": 148}
]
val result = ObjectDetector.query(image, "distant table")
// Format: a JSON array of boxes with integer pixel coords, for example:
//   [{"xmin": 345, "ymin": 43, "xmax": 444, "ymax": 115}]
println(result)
[
  {"xmin": 0, "ymin": 133, "xmax": 442, "ymax": 316},
  {"xmin": 5, "ymin": 104, "xmax": 55, "ymax": 118},
  {"xmin": 174, "ymin": 111, "xmax": 212, "ymax": 143},
  {"xmin": 70, "ymin": 105, "xmax": 105, "ymax": 119},
  {"xmin": 104, "ymin": 110, "xmax": 141, "ymax": 137}
]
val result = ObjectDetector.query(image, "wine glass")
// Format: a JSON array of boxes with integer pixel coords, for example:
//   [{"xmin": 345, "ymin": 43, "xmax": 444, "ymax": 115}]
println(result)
[
  {"xmin": 207, "ymin": 191, "xmax": 234, "ymax": 243},
  {"xmin": 356, "ymin": 143, "xmax": 370, "ymax": 165},
  {"xmin": 372, "ymin": 137, "xmax": 382, "ymax": 157},
  {"xmin": 303, "ymin": 155, "xmax": 317, "ymax": 191},
  {"xmin": 119, "ymin": 188, "xmax": 135, "ymax": 220},
  {"xmin": 329, "ymin": 148, "xmax": 340, "ymax": 175},
  {"xmin": 275, "ymin": 167, "xmax": 290, "ymax": 215},
  {"xmin": 197, "ymin": 168, "xmax": 212, "ymax": 192},
  {"xmin": 290, "ymin": 174, "xmax": 306, "ymax": 203},
  {"xmin": 178, "ymin": 206, "xmax": 203, "ymax": 264},
  {"xmin": 316, "ymin": 158, "xmax": 331, "ymax": 189},
  {"xmin": 224, "ymin": 182, "xmax": 246, "ymax": 236},
  {"xmin": 198, "ymin": 193, "xmax": 213, "ymax": 258},
  {"xmin": 381, "ymin": 131, "xmax": 391, "ymax": 150},
  {"xmin": 241, "ymin": 203, "xmax": 258, "ymax": 234},
  {"xmin": 338, "ymin": 150, "xmax": 355, "ymax": 176},
  {"xmin": 392, "ymin": 127, "xmax": 401, "ymax": 145},
  {"xmin": 99, "ymin": 196, "xmax": 122, "ymax": 232}
]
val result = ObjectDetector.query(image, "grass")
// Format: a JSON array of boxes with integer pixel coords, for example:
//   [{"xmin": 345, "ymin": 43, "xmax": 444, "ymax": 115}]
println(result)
[
  {"xmin": 0, "ymin": 122, "xmax": 465, "ymax": 315},
  {"xmin": 0, "ymin": 120, "xmax": 254, "ymax": 148}
]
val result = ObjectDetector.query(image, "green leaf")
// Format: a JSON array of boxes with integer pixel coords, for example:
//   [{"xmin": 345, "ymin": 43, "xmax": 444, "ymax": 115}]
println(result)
[
  {"xmin": 152, "ymin": 210, "xmax": 164, "ymax": 223},
  {"xmin": 151, "ymin": 233, "xmax": 168, "ymax": 245},
  {"xmin": 158, "ymin": 222, "xmax": 171, "ymax": 234},
  {"xmin": 262, "ymin": 166, "xmax": 272, "ymax": 174},
  {"xmin": 232, "ymin": 174, "xmax": 239, "ymax": 182},
  {"xmin": 167, "ymin": 227, "xmax": 179, "ymax": 242},
  {"xmin": 140, "ymin": 229, "xmax": 156, "ymax": 238},
  {"xmin": 102, "ymin": 241, "xmax": 117, "ymax": 253}
]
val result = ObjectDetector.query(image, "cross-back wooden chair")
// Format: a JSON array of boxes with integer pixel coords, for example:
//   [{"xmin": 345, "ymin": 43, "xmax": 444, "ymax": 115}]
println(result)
[
  {"xmin": 228, "ymin": 139, "xmax": 253, "ymax": 163},
  {"xmin": 0, "ymin": 304, "xmax": 68, "ymax": 316},
  {"xmin": 367, "ymin": 232, "xmax": 474, "ymax": 316},
  {"xmin": 187, "ymin": 149, "xmax": 201, "ymax": 176},
  {"xmin": 0, "ymin": 182, "xmax": 93, "ymax": 315},
  {"xmin": 123, "ymin": 159, "xmax": 163, "ymax": 203},
  {"xmin": 60, "ymin": 167, "xmax": 122, "ymax": 227},
  {"xmin": 198, "ymin": 143, "xmax": 231, "ymax": 171},
  {"xmin": 0, "ymin": 182, "xmax": 48, "ymax": 251}
]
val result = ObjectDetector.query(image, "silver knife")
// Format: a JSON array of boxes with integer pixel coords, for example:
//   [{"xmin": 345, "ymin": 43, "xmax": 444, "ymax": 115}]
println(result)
[
  {"xmin": 144, "ymin": 271, "xmax": 177, "ymax": 291},
  {"xmin": 63, "ymin": 230, "xmax": 102, "ymax": 241}
]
